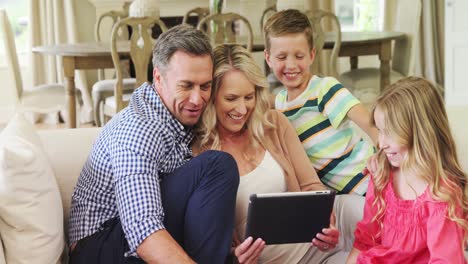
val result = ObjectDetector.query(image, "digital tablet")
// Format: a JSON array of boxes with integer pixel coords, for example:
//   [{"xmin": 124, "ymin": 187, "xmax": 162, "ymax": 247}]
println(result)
[{"xmin": 245, "ymin": 190, "xmax": 335, "ymax": 245}]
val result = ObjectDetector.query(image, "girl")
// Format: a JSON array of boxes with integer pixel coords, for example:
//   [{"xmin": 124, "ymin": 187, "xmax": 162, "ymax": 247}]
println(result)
[{"xmin": 346, "ymin": 76, "xmax": 468, "ymax": 263}]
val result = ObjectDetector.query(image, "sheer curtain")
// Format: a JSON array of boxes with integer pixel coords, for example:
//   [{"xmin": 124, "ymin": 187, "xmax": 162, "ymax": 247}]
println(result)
[
  {"xmin": 384, "ymin": 0, "xmax": 444, "ymax": 88},
  {"xmin": 414, "ymin": 0, "xmax": 444, "ymax": 88},
  {"xmin": 29, "ymin": 0, "xmax": 93, "ymax": 124}
]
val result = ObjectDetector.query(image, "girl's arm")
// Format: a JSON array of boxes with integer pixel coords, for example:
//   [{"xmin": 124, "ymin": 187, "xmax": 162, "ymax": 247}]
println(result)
[
  {"xmin": 347, "ymin": 103, "xmax": 378, "ymax": 146},
  {"xmin": 345, "ymin": 247, "xmax": 360, "ymax": 264}
]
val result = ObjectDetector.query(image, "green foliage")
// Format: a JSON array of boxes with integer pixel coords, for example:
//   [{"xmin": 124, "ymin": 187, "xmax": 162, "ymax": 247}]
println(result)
[
  {"xmin": 0, "ymin": 0, "xmax": 29, "ymax": 52},
  {"xmin": 356, "ymin": 0, "xmax": 380, "ymax": 31}
]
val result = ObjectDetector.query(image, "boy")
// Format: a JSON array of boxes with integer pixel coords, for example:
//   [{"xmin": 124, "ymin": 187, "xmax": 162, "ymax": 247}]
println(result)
[{"xmin": 264, "ymin": 9, "xmax": 378, "ymax": 195}]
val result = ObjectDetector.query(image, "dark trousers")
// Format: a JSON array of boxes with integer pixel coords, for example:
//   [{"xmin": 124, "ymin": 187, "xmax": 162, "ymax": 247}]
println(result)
[{"xmin": 70, "ymin": 150, "xmax": 239, "ymax": 264}]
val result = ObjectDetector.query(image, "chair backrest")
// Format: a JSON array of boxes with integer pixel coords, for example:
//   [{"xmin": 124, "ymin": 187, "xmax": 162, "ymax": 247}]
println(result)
[
  {"xmin": 0, "ymin": 9, "xmax": 22, "ymax": 100},
  {"xmin": 94, "ymin": 2, "xmax": 131, "ymax": 80},
  {"xmin": 182, "ymin": 7, "xmax": 210, "ymax": 24},
  {"xmin": 305, "ymin": 9, "xmax": 342, "ymax": 78},
  {"xmin": 197, "ymin": 12, "xmax": 254, "ymax": 52},
  {"xmin": 111, "ymin": 16, "xmax": 167, "ymax": 111},
  {"xmin": 260, "ymin": 4, "xmax": 277, "ymax": 33},
  {"xmin": 392, "ymin": 0, "xmax": 421, "ymax": 76}
]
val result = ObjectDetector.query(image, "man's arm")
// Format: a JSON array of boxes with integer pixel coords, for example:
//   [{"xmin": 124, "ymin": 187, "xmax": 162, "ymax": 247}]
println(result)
[
  {"xmin": 347, "ymin": 104, "xmax": 378, "ymax": 146},
  {"xmin": 137, "ymin": 229, "xmax": 195, "ymax": 263}
]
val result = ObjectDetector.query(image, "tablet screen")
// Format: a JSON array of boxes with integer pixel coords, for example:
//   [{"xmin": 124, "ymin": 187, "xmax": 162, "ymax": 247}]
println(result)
[{"xmin": 245, "ymin": 190, "xmax": 335, "ymax": 244}]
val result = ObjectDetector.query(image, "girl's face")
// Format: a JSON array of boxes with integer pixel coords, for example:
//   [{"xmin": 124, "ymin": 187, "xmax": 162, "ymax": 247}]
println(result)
[
  {"xmin": 215, "ymin": 70, "xmax": 256, "ymax": 135},
  {"xmin": 374, "ymin": 107, "xmax": 408, "ymax": 168}
]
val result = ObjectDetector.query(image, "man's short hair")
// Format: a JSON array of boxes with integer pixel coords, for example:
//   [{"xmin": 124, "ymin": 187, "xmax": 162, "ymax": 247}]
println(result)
[
  {"xmin": 263, "ymin": 9, "xmax": 314, "ymax": 53},
  {"xmin": 152, "ymin": 24, "xmax": 214, "ymax": 72}
]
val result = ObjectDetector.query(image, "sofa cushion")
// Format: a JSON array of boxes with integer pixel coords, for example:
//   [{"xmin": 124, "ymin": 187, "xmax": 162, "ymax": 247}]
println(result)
[
  {"xmin": 38, "ymin": 127, "xmax": 101, "ymax": 243},
  {"xmin": 0, "ymin": 114, "xmax": 64, "ymax": 264}
]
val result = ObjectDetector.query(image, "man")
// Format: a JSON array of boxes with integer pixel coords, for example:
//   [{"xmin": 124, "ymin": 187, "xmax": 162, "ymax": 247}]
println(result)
[{"xmin": 68, "ymin": 24, "xmax": 239, "ymax": 264}]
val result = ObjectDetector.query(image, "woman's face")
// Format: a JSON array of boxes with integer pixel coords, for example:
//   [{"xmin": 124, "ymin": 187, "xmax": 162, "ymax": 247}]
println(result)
[{"xmin": 215, "ymin": 70, "xmax": 256, "ymax": 135}]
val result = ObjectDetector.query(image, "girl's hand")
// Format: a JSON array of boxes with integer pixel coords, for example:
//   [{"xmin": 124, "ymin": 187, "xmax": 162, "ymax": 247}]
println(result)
[
  {"xmin": 234, "ymin": 237, "xmax": 266, "ymax": 264},
  {"xmin": 312, "ymin": 211, "xmax": 339, "ymax": 251}
]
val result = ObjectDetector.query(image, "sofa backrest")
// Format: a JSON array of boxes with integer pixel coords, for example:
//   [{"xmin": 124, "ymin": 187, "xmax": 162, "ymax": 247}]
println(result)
[{"xmin": 38, "ymin": 127, "xmax": 101, "ymax": 241}]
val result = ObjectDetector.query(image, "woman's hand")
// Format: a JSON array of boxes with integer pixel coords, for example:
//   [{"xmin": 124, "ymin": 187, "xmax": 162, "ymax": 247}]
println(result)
[
  {"xmin": 312, "ymin": 211, "xmax": 339, "ymax": 251},
  {"xmin": 234, "ymin": 237, "xmax": 266, "ymax": 264}
]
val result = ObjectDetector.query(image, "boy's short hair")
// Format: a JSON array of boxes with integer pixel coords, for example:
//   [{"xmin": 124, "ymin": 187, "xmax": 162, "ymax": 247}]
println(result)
[{"xmin": 263, "ymin": 9, "xmax": 314, "ymax": 53}]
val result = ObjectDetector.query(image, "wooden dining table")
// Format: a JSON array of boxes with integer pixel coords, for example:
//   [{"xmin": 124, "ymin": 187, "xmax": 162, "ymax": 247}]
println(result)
[
  {"xmin": 252, "ymin": 31, "xmax": 405, "ymax": 90},
  {"xmin": 33, "ymin": 42, "xmax": 130, "ymax": 128},
  {"xmin": 33, "ymin": 31, "xmax": 404, "ymax": 128}
]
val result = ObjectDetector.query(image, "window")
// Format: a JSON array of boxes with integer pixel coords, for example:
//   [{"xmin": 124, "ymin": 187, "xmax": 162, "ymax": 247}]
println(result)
[
  {"xmin": 335, "ymin": 0, "xmax": 384, "ymax": 32},
  {"xmin": 0, "ymin": 0, "xmax": 29, "ymax": 66}
]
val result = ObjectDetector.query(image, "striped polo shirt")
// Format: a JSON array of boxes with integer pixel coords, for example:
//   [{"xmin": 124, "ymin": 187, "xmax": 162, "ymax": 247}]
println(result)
[{"xmin": 275, "ymin": 75, "xmax": 373, "ymax": 195}]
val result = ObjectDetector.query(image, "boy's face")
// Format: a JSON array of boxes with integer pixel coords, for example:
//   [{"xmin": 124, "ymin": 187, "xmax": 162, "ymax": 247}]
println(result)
[{"xmin": 265, "ymin": 33, "xmax": 315, "ymax": 91}]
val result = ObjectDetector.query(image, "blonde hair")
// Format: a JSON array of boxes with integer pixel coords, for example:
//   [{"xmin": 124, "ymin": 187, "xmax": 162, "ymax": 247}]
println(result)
[
  {"xmin": 263, "ymin": 9, "xmax": 314, "ymax": 54},
  {"xmin": 196, "ymin": 44, "xmax": 274, "ymax": 150},
  {"xmin": 371, "ymin": 76, "xmax": 468, "ymax": 241}
]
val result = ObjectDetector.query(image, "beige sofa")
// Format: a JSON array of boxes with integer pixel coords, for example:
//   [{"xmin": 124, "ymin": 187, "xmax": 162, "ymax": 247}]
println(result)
[
  {"xmin": 39, "ymin": 127, "xmax": 101, "ymax": 257},
  {"xmin": 0, "ymin": 114, "xmax": 101, "ymax": 264},
  {"xmin": 0, "ymin": 106, "xmax": 466, "ymax": 263}
]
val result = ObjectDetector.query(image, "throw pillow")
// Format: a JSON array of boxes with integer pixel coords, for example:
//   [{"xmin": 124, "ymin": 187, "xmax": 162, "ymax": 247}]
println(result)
[{"xmin": 0, "ymin": 114, "xmax": 64, "ymax": 264}]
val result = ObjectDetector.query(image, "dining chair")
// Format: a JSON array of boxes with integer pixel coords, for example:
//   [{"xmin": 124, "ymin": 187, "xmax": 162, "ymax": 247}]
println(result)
[
  {"xmin": 182, "ymin": 7, "xmax": 210, "ymax": 24},
  {"xmin": 101, "ymin": 16, "xmax": 168, "ymax": 124},
  {"xmin": 265, "ymin": 9, "xmax": 342, "ymax": 93},
  {"xmin": 0, "ymin": 9, "xmax": 66, "ymax": 123},
  {"xmin": 197, "ymin": 12, "xmax": 254, "ymax": 52},
  {"xmin": 92, "ymin": 2, "xmax": 136, "ymax": 126},
  {"xmin": 339, "ymin": 0, "xmax": 422, "ymax": 92},
  {"xmin": 94, "ymin": 2, "xmax": 131, "ymax": 80},
  {"xmin": 305, "ymin": 9, "xmax": 342, "ymax": 78},
  {"xmin": 260, "ymin": 3, "xmax": 277, "ymax": 87},
  {"xmin": 260, "ymin": 4, "xmax": 277, "ymax": 33}
]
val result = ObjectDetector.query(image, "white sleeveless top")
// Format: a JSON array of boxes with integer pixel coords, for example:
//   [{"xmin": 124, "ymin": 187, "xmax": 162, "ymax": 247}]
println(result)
[{"xmin": 234, "ymin": 150, "xmax": 310, "ymax": 263}]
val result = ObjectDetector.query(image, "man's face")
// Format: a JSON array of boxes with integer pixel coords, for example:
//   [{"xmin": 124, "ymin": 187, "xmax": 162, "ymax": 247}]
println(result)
[{"xmin": 154, "ymin": 51, "xmax": 213, "ymax": 126}]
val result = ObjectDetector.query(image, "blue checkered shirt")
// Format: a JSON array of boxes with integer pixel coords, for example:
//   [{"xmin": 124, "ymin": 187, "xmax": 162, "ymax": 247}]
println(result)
[{"xmin": 68, "ymin": 83, "xmax": 194, "ymax": 256}]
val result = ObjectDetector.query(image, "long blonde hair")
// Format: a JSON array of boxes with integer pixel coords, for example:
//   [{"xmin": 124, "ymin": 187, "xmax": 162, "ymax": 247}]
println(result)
[
  {"xmin": 371, "ymin": 76, "xmax": 468, "ymax": 240},
  {"xmin": 195, "ymin": 44, "xmax": 274, "ymax": 150}
]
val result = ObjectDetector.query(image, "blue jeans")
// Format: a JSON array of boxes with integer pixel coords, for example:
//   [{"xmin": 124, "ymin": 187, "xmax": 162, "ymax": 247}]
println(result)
[{"xmin": 70, "ymin": 150, "xmax": 239, "ymax": 264}]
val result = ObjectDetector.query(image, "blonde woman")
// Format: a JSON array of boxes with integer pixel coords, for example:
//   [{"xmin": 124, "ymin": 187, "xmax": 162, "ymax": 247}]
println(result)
[
  {"xmin": 347, "ymin": 77, "xmax": 468, "ymax": 263},
  {"xmin": 194, "ymin": 44, "xmax": 364, "ymax": 264}
]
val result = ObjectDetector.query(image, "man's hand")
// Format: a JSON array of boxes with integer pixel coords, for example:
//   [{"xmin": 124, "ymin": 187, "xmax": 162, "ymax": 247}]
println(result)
[
  {"xmin": 312, "ymin": 211, "xmax": 339, "ymax": 251},
  {"xmin": 137, "ymin": 230, "xmax": 195, "ymax": 263},
  {"xmin": 234, "ymin": 237, "xmax": 266, "ymax": 264}
]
